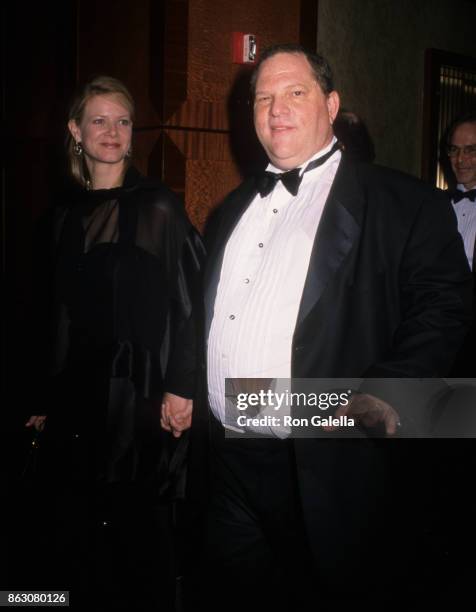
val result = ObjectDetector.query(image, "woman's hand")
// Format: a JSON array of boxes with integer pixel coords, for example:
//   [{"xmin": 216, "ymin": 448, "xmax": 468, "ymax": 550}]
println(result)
[
  {"xmin": 160, "ymin": 393, "xmax": 192, "ymax": 438},
  {"xmin": 25, "ymin": 415, "xmax": 47, "ymax": 432}
]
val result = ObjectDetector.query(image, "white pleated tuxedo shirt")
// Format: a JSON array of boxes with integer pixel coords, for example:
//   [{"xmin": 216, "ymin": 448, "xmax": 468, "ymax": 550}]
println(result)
[
  {"xmin": 207, "ymin": 139, "xmax": 342, "ymax": 434},
  {"xmin": 452, "ymin": 184, "xmax": 476, "ymax": 270}
]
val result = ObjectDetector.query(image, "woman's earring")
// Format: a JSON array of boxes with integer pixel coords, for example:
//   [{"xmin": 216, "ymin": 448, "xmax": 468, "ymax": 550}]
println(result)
[{"xmin": 73, "ymin": 141, "xmax": 83, "ymax": 156}]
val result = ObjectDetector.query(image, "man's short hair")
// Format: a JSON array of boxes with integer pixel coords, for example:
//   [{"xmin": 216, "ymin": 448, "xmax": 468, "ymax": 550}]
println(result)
[
  {"xmin": 249, "ymin": 43, "xmax": 335, "ymax": 99},
  {"xmin": 447, "ymin": 111, "xmax": 476, "ymax": 143}
]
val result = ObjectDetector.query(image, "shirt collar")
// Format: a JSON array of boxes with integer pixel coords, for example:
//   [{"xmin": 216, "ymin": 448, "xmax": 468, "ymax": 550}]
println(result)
[
  {"xmin": 457, "ymin": 183, "xmax": 474, "ymax": 193},
  {"xmin": 266, "ymin": 137, "xmax": 338, "ymax": 176}
]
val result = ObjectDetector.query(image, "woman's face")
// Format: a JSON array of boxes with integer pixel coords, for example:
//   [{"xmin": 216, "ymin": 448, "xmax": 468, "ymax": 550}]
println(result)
[{"xmin": 69, "ymin": 93, "xmax": 133, "ymax": 167}]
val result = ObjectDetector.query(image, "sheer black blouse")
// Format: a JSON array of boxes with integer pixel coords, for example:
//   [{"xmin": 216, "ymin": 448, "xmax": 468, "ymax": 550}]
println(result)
[{"xmin": 38, "ymin": 167, "xmax": 204, "ymax": 484}]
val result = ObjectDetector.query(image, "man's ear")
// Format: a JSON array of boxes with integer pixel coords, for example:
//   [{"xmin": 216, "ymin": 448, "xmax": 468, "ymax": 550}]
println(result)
[
  {"xmin": 68, "ymin": 119, "xmax": 81, "ymax": 143},
  {"xmin": 327, "ymin": 91, "xmax": 340, "ymax": 125}
]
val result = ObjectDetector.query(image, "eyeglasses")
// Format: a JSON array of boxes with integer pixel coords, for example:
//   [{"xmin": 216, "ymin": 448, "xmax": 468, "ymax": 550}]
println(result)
[{"xmin": 446, "ymin": 144, "xmax": 476, "ymax": 158}]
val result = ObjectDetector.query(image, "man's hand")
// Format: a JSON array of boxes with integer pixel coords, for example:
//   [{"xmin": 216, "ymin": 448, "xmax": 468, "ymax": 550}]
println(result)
[
  {"xmin": 25, "ymin": 415, "xmax": 47, "ymax": 432},
  {"xmin": 323, "ymin": 392, "xmax": 401, "ymax": 436},
  {"xmin": 160, "ymin": 392, "xmax": 193, "ymax": 438}
]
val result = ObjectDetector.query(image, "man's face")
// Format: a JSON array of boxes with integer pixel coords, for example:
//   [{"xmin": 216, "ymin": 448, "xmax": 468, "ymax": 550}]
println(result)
[
  {"xmin": 253, "ymin": 52, "xmax": 339, "ymax": 170},
  {"xmin": 449, "ymin": 122, "xmax": 476, "ymax": 189}
]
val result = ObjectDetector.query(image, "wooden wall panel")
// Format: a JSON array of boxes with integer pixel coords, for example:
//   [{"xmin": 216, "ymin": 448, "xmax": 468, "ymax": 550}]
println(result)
[
  {"xmin": 168, "ymin": 0, "xmax": 305, "ymax": 227},
  {"xmin": 133, "ymin": 129, "xmax": 186, "ymax": 197},
  {"xmin": 77, "ymin": 0, "xmax": 162, "ymax": 127},
  {"xmin": 153, "ymin": 0, "xmax": 189, "ymax": 123},
  {"xmin": 134, "ymin": 128, "xmax": 241, "ymax": 229},
  {"xmin": 75, "ymin": 0, "xmax": 312, "ymax": 229},
  {"xmin": 170, "ymin": 0, "xmax": 301, "ymax": 131},
  {"xmin": 186, "ymin": 159, "xmax": 241, "ymax": 228}
]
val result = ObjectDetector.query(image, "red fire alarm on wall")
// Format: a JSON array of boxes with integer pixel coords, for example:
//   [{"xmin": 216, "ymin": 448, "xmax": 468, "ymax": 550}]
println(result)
[{"xmin": 232, "ymin": 32, "xmax": 258, "ymax": 64}]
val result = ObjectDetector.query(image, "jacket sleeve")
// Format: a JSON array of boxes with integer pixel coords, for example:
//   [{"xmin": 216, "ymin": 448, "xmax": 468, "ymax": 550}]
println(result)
[
  {"xmin": 163, "ymin": 222, "xmax": 205, "ymax": 399},
  {"xmin": 357, "ymin": 188, "xmax": 473, "ymax": 431},
  {"xmin": 363, "ymin": 188, "xmax": 473, "ymax": 378}
]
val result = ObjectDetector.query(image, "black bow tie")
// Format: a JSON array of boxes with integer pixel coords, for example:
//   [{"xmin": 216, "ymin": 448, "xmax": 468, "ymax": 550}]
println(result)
[
  {"xmin": 256, "ymin": 142, "xmax": 341, "ymax": 198},
  {"xmin": 451, "ymin": 189, "xmax": 476, "ymax": 203}
]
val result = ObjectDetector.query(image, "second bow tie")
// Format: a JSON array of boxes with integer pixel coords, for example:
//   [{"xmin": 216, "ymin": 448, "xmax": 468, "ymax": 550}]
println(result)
[
  {"xmin": 256, "ymin": 141, "xmax": 341, "ymax": 198},
  {"xmin": 451, "ymin": 189, "xmax": 476, "ymax": 203}
]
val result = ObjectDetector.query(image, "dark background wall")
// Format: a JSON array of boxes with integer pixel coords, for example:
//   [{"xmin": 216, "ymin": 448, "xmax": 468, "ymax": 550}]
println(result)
[{"xmin": 317, "ymin": 0, "xmax": 476, "ymax": 176}]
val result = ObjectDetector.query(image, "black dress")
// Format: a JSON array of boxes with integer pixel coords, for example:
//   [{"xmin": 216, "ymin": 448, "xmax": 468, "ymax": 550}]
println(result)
[{"xmin": 34, "ymin": 167, "xmax": 204, "ymax": 610}]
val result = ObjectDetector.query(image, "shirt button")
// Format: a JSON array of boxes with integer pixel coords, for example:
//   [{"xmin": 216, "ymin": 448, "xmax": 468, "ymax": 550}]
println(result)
[
  {"xmin": 244, "ymin": 278, "xmax": 250, "ymax": 284},
  {"xmin": 229, "ymin": 314, "xmax": 235, "ymax": 320},
  {"xmin": 273, "ymin": 209, "xmax": 278, "ymax": 214},
  {"xmin": 258, "ymin": 242, "xmax": 264, "ymax": 248}
]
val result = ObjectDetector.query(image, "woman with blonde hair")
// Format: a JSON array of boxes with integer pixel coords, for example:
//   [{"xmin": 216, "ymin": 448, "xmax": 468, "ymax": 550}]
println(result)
[{"xmin": 26, "ymin": 75, "xmax": 203, "ymax": 610}]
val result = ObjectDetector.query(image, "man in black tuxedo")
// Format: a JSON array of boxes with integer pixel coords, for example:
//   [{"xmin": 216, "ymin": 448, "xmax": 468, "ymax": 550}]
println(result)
[
  {"xmin": 429, "ymin": 114, "xmax": 476, "ymax": 596},
  {"xmin": 446, "ymin": 113, "xmax": 476, "ymax": 377},
  {"xmin": 180, "ymin": 44, "xmax": 472, "ymax": 608}
]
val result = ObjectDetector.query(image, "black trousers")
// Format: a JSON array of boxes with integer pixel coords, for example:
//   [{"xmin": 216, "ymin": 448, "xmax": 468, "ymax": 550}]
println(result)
[
  {"xmin": 186, "ymin": 420, "xmax": 476, "ymax": 608},
  {"xmin": 191, "ymin": 418, "xmax": 315, "ymax": 612}
]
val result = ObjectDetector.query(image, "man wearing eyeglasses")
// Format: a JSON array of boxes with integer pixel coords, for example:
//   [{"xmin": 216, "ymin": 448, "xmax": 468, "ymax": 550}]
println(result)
[
  {"xmin": 447, "ymin": 113, "xmax": 476, "ymax": 272},
  {"xmin": 446, "ymin": 113, "xmax": 476, "ymax": 376},
  {"xmin": 435, "ymin": 115, "xmax": 476, "ymax": 591}
]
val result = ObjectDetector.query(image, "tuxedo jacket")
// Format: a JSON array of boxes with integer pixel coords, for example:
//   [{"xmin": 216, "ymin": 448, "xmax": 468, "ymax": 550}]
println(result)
[
  {"xmin": 193, "ymin": 155, "xmax": 472, "ymax": 573},
  {"xmin": 446, "ymin": 188, "xmax": 476, "ymax": 376}
]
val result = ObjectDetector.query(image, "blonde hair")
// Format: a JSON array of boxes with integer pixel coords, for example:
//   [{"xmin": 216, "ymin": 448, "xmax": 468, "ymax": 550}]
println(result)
[{"xmin": 66, "ymin": 76, "xmax": 135, "ymax": 187}]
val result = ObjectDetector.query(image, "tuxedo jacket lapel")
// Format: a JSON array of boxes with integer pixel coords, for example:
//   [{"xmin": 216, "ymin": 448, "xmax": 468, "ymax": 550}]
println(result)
[
  {"xmin": 296, "ymin": 157, "xmax": 364, "ymax": 327},
  {"xmin": 204, "ymin": 158, "xmax": 365, "ymax": 334}
]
